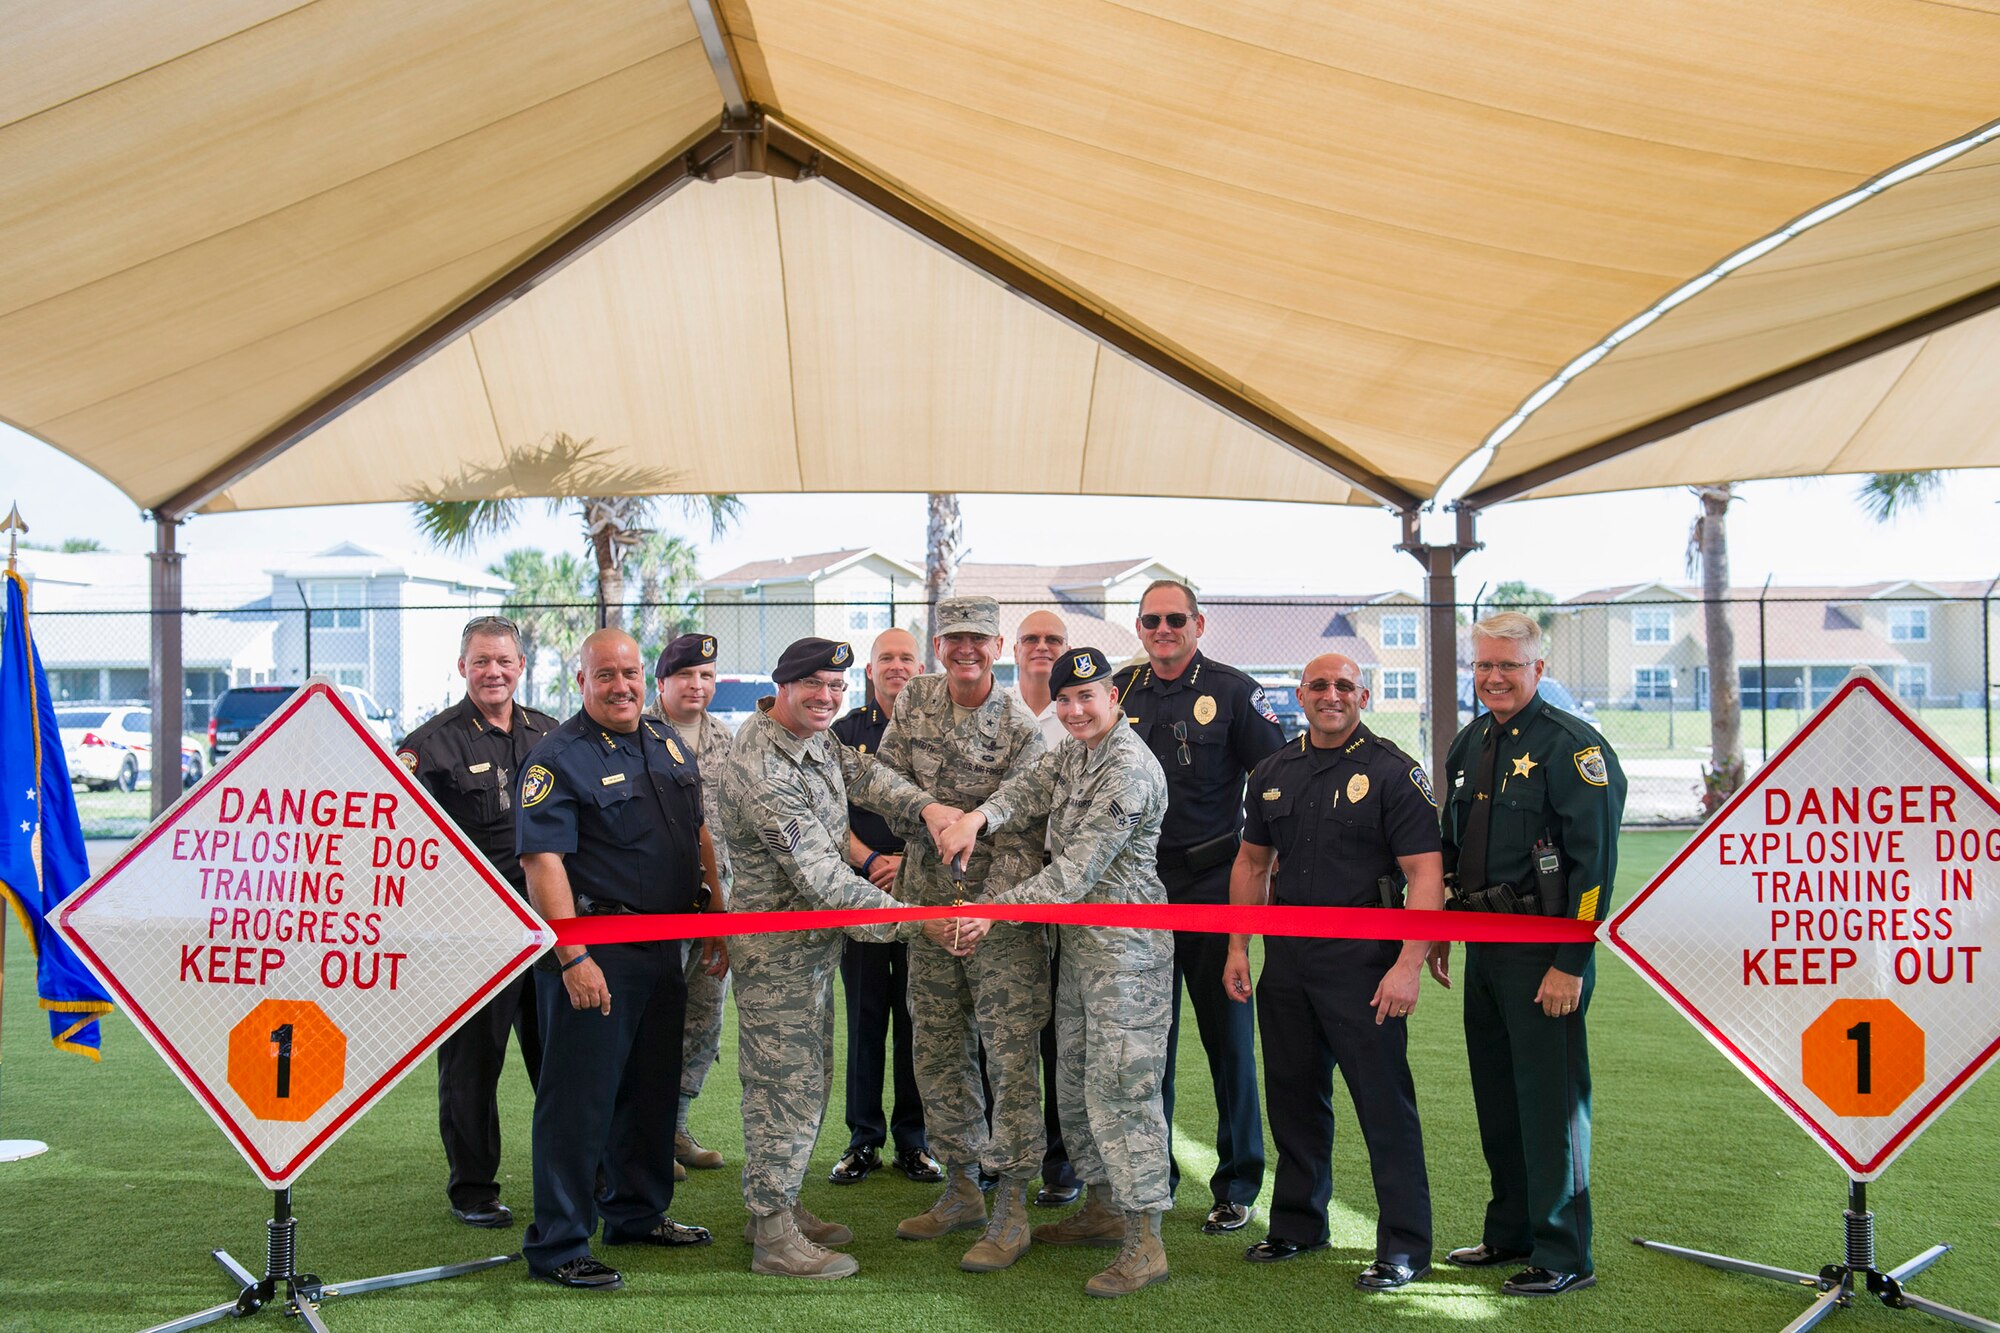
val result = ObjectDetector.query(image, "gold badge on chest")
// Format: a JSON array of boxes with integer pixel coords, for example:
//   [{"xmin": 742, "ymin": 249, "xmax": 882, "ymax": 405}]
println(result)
[
  {"xmin": 1346, "ymin": 773, "xmax": 1370, "ymax": 803},
  {"xmin": 1192, "ymin": 694, "xmax": 1217, "ymax": 726}
]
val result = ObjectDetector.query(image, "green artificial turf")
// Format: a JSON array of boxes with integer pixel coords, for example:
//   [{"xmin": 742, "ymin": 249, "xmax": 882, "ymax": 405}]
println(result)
[{"xmin": 2, "ymin": 830, "xmax": 1995, "ymax": 1330}]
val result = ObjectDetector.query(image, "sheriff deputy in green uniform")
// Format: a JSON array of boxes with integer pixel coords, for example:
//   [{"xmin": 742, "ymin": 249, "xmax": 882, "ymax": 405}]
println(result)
[{"xmin": 1435, "ymin": 611, "xmax": 1626, "ymax": 1299}]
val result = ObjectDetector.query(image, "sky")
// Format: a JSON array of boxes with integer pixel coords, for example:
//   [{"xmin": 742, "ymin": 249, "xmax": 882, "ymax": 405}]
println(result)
[{"xmin": 5, "ymin": 421, "xmax": 1998, "ymax": 601}]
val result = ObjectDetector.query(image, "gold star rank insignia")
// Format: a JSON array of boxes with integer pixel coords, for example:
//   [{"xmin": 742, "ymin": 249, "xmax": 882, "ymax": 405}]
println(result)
[{"xmin": 1510, "ymin": 753, "xmax": 1538, "ymax": 778}]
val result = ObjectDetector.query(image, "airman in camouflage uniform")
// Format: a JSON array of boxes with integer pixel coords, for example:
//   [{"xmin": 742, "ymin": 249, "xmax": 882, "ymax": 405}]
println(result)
[
  {"xmin": 716, "ymin": 637, "xmax": 965, "ymax": 1280},
  {"xmin": 869, "ymin": 596, "xmax": 1050, "ymax": 1270},
  {"xmin": 940, "ymin": 647, "xmax": 1176, "ymax": 1299},
  {"xmin": 648, "ymin": 633, "xmax": 735, "ymax": 1176}
]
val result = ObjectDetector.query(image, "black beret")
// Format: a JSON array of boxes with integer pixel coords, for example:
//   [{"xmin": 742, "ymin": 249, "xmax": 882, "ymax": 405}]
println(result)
[
  {"xmin": 773, "ymin": 636, "xmax": 854, "ymax": 685},
  {"xmin": 656, "ymin": 632, "xmax": 719, "ymax": 678},
  {"xmin": 1050, "ymin": 647, "xmax": 1115, "ymax": 697}
]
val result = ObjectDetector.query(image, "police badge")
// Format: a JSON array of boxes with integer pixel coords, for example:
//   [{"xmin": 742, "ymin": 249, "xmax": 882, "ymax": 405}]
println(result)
[
  {"xmin": 1574, "ymin": 746, "xmax": 1609, "ymax": 786},
  {"xmin": 665, "ymin": 736, "xmax": 686, "ymax": 765},
  {"xmin": 1193, "ymin": 694, "xmax": 1217, "ymax": 726},
  {"xmin": 1346, "ymin": 773, "xmax": 1370, "ymax": 803}
]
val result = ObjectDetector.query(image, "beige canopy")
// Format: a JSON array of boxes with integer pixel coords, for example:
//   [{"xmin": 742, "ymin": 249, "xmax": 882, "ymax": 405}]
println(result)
[{"xmin": 5, "ymin": 0, "xmax": 2000, "ymax": 519}]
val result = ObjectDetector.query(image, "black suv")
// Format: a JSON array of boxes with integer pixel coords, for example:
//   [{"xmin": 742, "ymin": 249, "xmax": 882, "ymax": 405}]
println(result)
[{"xmin": 207, "ymin": 685, "xmax": 298, "ymax": 761}]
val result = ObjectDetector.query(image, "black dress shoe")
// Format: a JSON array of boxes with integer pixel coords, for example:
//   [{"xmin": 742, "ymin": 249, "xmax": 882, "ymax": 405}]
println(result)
[
  {"xmin": 451, "ymin": 1200, "xmax": 513, "ymax": 1229},
  {"xmin": 537, "ymin": 1255, "xmax": 623, "ymax": 1289},
  {"xmin": 1502, "ymin": 1267, "xmax": 1597, "ymax": 1297},
  {"xmin": 1244, "ymin": 1237, "xmax": 1329, "ymax": 1263},
  {"xmin": 1034, "ymin": 1183, "xmax": 1081, "ymax": 1207},
  {"xmin": 894, "ymin": 1148, "xmax": 944, "ymax": 1183},
  {"xmin": 608, "ymin": 1218, "xmax": 712, "ymax": 1248},
  {"xmin": 830, "ymin": 1146, "xmax": 882, "ymax": 1184},
  {"xmin": 1355, "ymin": 1260, "xmax": 1430, "ymax": 1291},
  {"xmin": 1202, "ymin": 1202, "xmax": 1254, "ymax": 1234},
  {"xmin": 1446, "ymin": 1242, "xmax": 1532, "ymax": 1267}
]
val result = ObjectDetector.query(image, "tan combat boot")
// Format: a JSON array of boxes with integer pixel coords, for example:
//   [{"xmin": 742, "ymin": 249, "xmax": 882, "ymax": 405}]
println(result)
[
  {"xmin": 895, "ymin": 1167, "xmax": 987, "ymax": 1240},
  {"xmin": 675, "ymin": 1130, "xmax": 724, "ymax": 1170},
  {"xmin": 960, "ymin": 1178, "xmax": 1032, "ymax": 1271},
  {"xmin": 1031, "ymin": 1184, "xmax": 1124, "ymax": 1248},
  {"xmin": 749, "ymin": 1208, "xmax": 860, "ymax": 1279},
  {"xmin": 1084, "ymin": 1211, "xmax": 1169, "ymax": 1298},
  {"xmin": 742, "ymin": 1202, "xmax": 853, "ymax": 1248}
]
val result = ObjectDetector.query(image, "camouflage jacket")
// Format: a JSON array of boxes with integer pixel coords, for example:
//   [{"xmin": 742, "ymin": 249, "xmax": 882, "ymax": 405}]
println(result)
[
  {"xmin": 975, "ymin": 716, "xmax": 1173, "ymax": 970},
  {"xmin": 871, "ymin": 674, "xmax": 1048, "ymax": 907},
  {"xmin": 648, "ymin": 701, "xmax": 737, "ymax": 887},
  {"xmin": 717, "ymin": 700, "xmax": 933, "ymax": 943}
]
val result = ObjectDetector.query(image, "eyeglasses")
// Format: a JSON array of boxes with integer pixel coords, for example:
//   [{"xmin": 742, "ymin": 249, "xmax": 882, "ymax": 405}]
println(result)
[
  {"xmin": 1139, "ymin": 613, "xmax": 1192, "ymax": 630},
  {"xmin": 1471, "ymin": 660, "xmax": 1536, "ymax": 675},
  {"xmin": 462, "ymin": 614, "xmax": 519, "ymax": 635},
  {"xmin": 1170, "ymin": 721, "xmax": 1192, "ymax": 766},
  {"xmin": 793, "ymin": 678, "xmax": 849, "ymax": 697}
]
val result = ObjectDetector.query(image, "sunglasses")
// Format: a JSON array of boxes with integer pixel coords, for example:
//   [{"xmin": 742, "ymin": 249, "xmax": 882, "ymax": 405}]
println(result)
[
  {"xmin": 1139, "ymin": 613, "xmax": 1192, "ymax": 629},
  {"xmin": 463, "ymin": 614, "xmax": 519, "ymax": 635}
]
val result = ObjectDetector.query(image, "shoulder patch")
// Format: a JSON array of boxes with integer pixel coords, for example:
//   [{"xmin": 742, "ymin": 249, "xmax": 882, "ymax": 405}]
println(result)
[
  {"xmin": 396, "ymin": 748, "xmax": 418, "ymax": 772},
  {"xmin": 1107, "ymin": 798, "xmax": 1143, "ymax": 830},
  {"xmin": 761, "ymin": 817, "xmax": 803, "ymax": 854},
  {"xmin": 1409, "ymin": 765, "xmax": 1436, "ymax": 807},
  {"xmin": 1574, "ymin": 746, "xmax": 1608, "ymax": 786},
  {"xmin": 521, "ymin": 764, "xmax": 554, "ymax": 807},
  {"xmin": 1250, "ymin": 686, "xmax": 1280, "ymax": 724}
]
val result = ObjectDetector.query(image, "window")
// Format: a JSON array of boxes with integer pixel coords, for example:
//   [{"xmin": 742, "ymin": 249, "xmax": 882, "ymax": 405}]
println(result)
[
  {"xmin": 328, "ymin": 667, "xmax": 365, "ymax": 687},
  {"xmin": 51, "ymin": 669, "xmax": 102, "ymax": 701},
  {"xmin": 1632, "ymin": 607, "xmax": 1672, "ymax": 644},
  {"xmin": 1380, "ymin": 613, "xmax": 1417, "ymax": 648},
  {"xmin": 305, "ymin": 580, "xmax": 365, "ymax": 629},
  {"xmin": 1893, "ymin": 664, "xmax": 1930, "ymax": 702},
  {"xmin": 847, "ymin": 606, "xmax": 892, "ymax": 632},
  {"xmin": 1633, "ymin": 667, "xmax": 1673, "ymax": 701},
  {"xmin": 1379, "ymin": 669, "xmax": 1417, "ymax": 700},
  {"xmin": 1888, "ymin": 606, "xmax": 1929, "ymax": 642}
]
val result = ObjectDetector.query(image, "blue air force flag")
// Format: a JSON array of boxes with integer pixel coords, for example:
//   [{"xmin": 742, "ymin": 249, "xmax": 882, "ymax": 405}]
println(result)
[{"xmin": 0, "ymin": 570, "xmax": 115, "ymax": 1056}]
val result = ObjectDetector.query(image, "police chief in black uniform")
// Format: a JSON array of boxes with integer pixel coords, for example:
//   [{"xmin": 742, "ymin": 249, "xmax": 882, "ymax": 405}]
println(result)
[
  {"xmin": 516, "ymin": 629, "xmax": 718, "ymax": 1290},
  {"xmin": 398, "ymin": 613, "xmax": 554, "ymax": 1228},
  {"xmin": 1437, "ymin": 611, "xmax": 1626, "ymax": 1299},
  {"xmin": 828, "ymin": 627, "xmax": 936, "ymax": 1185},
  {"xmin": 1222, "ymin": 652, "xmax": 1445, "ymax": 1290},
  {"xmin": 1114, "ymin": 579, "xmax": 1284, "ymax": 1232}
]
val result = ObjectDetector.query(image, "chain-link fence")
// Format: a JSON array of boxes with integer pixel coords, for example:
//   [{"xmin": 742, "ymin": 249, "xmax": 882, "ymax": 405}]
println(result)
[{"xmin": 28, "ymin": 590, "xmax": 1998, "ymax": 839}]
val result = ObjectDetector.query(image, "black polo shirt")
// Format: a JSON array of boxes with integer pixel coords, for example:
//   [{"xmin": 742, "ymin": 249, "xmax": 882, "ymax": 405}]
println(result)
[
  {"xmin": 514, "ymin": 711, "xmax": 704, "ymax": 914},
  {"xmin": 398, "ymin": 695, "xmax": 557, "ymax": 888},
  {"xmin": 1242, "ymin": 724, "xmax": 1441, "ymax": 908}
]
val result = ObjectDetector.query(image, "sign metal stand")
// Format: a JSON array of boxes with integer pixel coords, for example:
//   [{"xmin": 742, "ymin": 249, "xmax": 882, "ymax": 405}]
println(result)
[
  {"xmin": 144, "ymin": 1187, "xmax": 512, "ymax": 1333},
  {"xmin": 1635, "ymin": 1178, "xmax": 1995, "ymax": 1332}
]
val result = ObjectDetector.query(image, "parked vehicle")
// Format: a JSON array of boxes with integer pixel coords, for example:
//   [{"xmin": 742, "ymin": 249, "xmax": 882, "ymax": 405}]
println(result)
[
  {"xmin": 56, "ymin": 703, "xmax": 204, "ymax": 791},
  {"xmin": 1253, "ymin": 676, "xmax": 1307, "ymax": 737},
  {"xmin": 1457, "ymin": 671, "xmax": 1595, "ymax": 723},
  {"xmin": 709, "ymin": 675, "xmax": 777, "ymax": 733},
  {"xmin": 208, "ymin": 683, "xmax": 398, "ymax": 761}
]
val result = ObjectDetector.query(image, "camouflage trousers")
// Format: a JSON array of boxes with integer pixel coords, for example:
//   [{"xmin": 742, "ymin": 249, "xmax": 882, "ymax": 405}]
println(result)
[
  {"xmin": 733, "ymin": 928, "xmax": 842, "ymax": 1215},
  {"xmin": 907, "ymin": 921, "xmax": 1050, "ymax": 1179},
  {"xmin": 1054, "ymin": 936, "xmax": 1173, "ymax": 1213},
  {"xmin": 680, "ymin": 940, "xmax": 729, "ymax": 1109}
]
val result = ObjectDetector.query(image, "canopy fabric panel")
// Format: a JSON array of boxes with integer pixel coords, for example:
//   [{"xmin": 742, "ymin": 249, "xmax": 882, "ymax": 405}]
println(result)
[
  {"xmin": 1514, "ymin": 302, "xmax": 2000, "ymax": 500},
  {"xmin": 217, "ymin": 177, "xmax": 1365, "ymax": 509},
  {"xmin": 0, "ymin": 0, "xmax": 717, "ymax": 509},
  {"xmin": 8, "ymin": 0, "xmax": 2000, "ymax": 517}
]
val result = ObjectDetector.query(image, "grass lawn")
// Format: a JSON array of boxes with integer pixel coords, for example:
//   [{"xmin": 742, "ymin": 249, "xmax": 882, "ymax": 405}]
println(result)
[{"xmin": 2, "ymin": 830, "xmax": 1995, "ymax": 1331}]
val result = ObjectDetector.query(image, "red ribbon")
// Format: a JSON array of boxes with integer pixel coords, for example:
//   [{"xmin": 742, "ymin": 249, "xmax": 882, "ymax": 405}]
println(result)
[{"xmin": 552, "ymin": 903, "xmax": 1596, "ymax": 947}]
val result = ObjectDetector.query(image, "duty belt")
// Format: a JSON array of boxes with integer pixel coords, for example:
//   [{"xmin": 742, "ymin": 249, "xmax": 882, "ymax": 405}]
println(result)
[{"xmin": 1156, "ymin": 833, "xmax": 1239, "ymax": 873}]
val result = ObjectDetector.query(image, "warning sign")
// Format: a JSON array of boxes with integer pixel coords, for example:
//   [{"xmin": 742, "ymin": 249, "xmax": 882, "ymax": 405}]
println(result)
[
  {"xmin": 53, "ymin": 681, "xmax": 550, "ymax": 1186},
  {"xmin": 1608, "ymin": 669, "xmax": 2000, "ymax": 1179}
]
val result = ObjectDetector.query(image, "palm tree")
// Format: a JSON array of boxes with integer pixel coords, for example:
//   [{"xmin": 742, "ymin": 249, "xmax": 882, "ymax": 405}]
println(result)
[
  {"xmin": 625, "ymin": 530, "xmax": 702, "ymax": 657},
  {"xmin": 485, "ymin": 548, "xmax": 589, "ymax": 704},
  {"xmin": 413, "ymin": 433, "xmax": 741, "ymax": 628},
  {"xmin": 1687, "ymin": 484, "xmax": 1744, "ymax": 814},
  {"xmin": 1856, "ymin": 470, "xmax": 1943, "ymax": 522},
  {"xmin": 924, "ymin": 492, "xmax": 963, "ymax": 665}
]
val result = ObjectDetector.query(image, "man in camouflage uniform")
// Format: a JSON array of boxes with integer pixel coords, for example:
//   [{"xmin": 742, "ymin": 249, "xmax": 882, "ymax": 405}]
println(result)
[
  {"xmin": 938, "ymin": 647, "xmax": 1175, "ymax": 1299},
  {"xmin": 870, "ymin": 596, "xmax": 1051, "ymax": 1271},
  {"xmin": 648, "ymin": 632, "xmax": 734, "ymax": 1178},
  {"xmin": 716, "ymin": 636, "xmax": 971, "ymax": 1280}
]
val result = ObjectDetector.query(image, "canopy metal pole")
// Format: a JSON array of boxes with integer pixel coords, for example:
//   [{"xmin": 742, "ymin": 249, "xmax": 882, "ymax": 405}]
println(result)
[
  {"xmin": 1397, "ymin": 506, "xmax": 1482, "ymax": 786},
  {"xmin": 149, "ymin": 516, "xmax": 185, "ymax": 817}
]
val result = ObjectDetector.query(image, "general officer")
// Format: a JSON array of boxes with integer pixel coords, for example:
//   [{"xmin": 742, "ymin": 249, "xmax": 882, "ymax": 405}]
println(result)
[
  {"xmin": 1114, "ymin": 579, "xmax": 1284, "ymax": 1233},
  {"xmin": 829, "ymin": 627, "xmax": 939, "ymax": 1187},
  {"xmin": 516, "ymin": 629, "xmax": 720, "ymax": 1291},
  {"xmin": 1436, "ymin": 611, "xmax": 1626, "ymax": 1298},
  {"xmin": 1221, "ymin": 652, "xmax": 1445, "ymax": 1291},
  {"xmin": 398, "ymin": 614, "xmax": 555, "ymax": 1229}
]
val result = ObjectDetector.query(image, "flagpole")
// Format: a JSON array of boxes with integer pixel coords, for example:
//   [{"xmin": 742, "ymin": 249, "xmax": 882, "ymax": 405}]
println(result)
[{"xmin": 0, "ymin": 503, "xmax": 50, "ymax": 1162}]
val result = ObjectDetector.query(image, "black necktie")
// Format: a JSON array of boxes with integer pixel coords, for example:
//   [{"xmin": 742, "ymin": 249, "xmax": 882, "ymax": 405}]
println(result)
[{"xmin": 1457, "ymin": 721, "xmax": 1501, "ymax": 890}]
